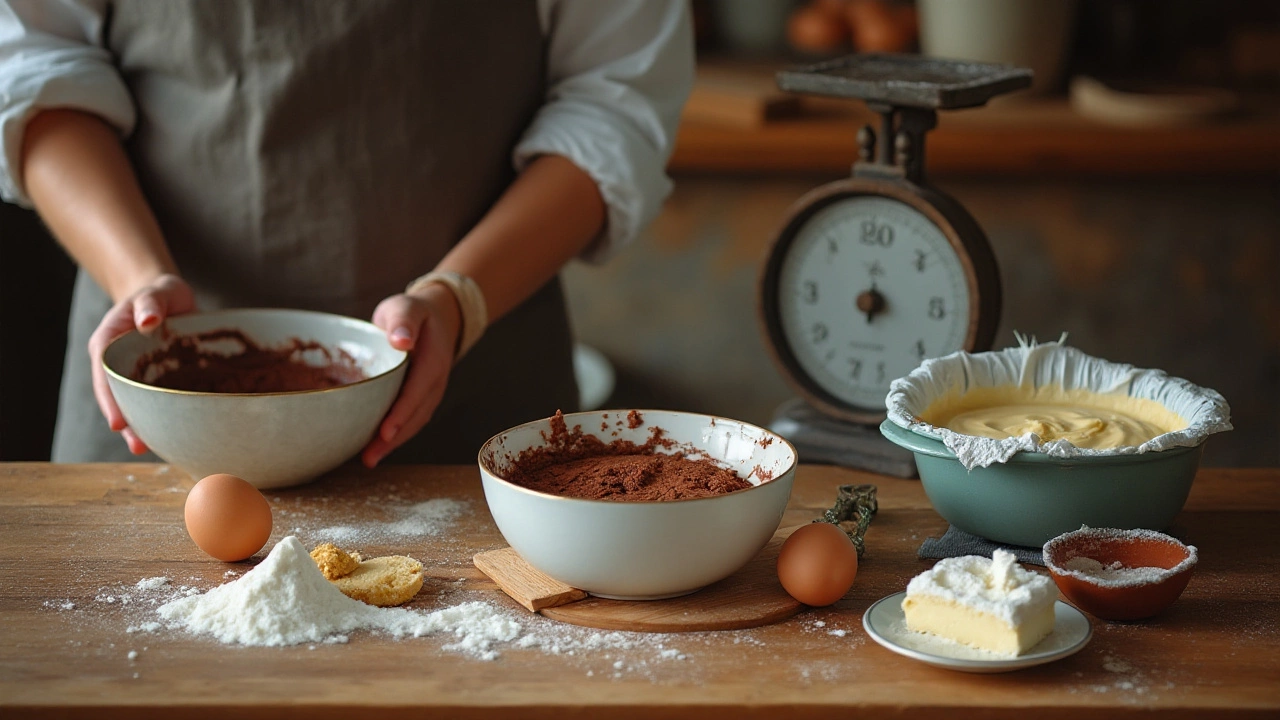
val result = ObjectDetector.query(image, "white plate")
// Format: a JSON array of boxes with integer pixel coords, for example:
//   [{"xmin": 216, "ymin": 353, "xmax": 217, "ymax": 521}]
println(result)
[{"xmin": 862, "ymin": 592, "xmax": 1092, "ymax": 673}]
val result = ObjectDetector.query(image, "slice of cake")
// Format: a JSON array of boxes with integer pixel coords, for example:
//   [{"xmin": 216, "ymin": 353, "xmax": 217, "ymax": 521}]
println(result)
[{"xmin": 902, "ymin": 549, "xmax": 1057, "ymax": 656}]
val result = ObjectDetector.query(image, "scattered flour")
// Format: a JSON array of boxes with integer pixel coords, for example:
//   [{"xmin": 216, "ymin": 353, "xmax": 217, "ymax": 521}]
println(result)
[
  {"xmin": 1062, "ymin": 557, "xmax": 1171, "ymax": 585},
  {"xmin": 69, "ymin": 536, "xmax": 701, "ymax": 675},
  {"xmin": 1095, "ymin": 654, "xmax": 1152, "ymax": 696},
  {"xmin": 512, "ymin": 626, "xmax": 687, "ymax": 665},
  {"xmin": 311, "ymin": 499, "xmax": 468, "ymax": 544},
  {"xmin": 1103, "ymin": 655, "xmax": 1136, "ymax": 674},
  {"xmin": 157, "ymin": 536, "xmax": 517, "ymax": 658},
  {"xmin": 135, "ymin": 577, "xmax": 170, "ymax": 591}
]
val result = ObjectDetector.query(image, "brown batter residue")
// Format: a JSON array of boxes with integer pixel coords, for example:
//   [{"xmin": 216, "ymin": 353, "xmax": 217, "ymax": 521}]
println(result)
[
  {"xmin": 515, "ymin": 454, "xmax": 752, "ymax": 502},
  {"xmin": 504, "ymin": 409, "xmax": 752, "ymax": 499},
  {"xmin": 502, "ymin": 411, "xmax": 753, "ymax": 502},
  {"xmin": 132, "ymin": 328, "xmax": 366, "ymax": 393}
]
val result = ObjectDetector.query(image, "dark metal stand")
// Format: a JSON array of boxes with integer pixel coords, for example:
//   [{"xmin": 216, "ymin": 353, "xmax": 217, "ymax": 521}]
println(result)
[
  {"xmin": 769, "ymin": 398, "xmax": 916, "ymax": 478},
  {"xmin": 763, "ymin": 55, "xmax": 1032, "ymax": 478}
]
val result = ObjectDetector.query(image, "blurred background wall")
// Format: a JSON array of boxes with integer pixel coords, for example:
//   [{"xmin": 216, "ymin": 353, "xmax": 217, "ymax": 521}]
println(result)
[
  {"xmin": 3, "ymin": 0, "xmax": 1277, "ymax": 466},
  {"xmin": 562, "ymin": 0, "xmax": 1279, "ymax": 468}
]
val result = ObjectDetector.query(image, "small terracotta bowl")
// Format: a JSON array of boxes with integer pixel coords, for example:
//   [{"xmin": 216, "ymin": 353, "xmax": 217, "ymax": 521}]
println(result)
[{"xmin": 1043, "ymin": 527, "xmax": 1197, "ymax": 621}]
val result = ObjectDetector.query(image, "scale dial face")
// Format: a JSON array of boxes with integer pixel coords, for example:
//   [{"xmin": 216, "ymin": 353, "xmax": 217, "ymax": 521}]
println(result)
[{"xmin": 768, "ymin": 193, "xmax": 978, "ymax": 420}]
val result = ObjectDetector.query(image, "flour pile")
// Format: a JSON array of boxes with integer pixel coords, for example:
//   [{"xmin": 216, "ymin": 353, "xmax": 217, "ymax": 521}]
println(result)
[{"xmin": 157, "ymin": 536, "xmax": 518, "ymax": 655}]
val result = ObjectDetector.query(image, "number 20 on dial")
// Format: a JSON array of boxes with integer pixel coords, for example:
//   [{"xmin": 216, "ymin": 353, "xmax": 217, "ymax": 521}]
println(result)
[{"xmin": 759, "ymin": 186, "xmax": 1000, "ymax": 423}]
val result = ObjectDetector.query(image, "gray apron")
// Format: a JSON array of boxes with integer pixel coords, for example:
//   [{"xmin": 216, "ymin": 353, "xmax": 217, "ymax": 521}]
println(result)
[{"xmin": 53, "ymin": 0, "xmax": 579, "ymax": 465}]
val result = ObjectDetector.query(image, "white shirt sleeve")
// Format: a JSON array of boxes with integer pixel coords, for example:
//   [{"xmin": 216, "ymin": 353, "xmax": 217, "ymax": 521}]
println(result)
[
  {"xmin": 0, "ymin": 0, "xmax": 134, "ymax": 207},
  {"xmin": 521, "ymin": 0, "xmax": 694, "ymax": 263}
]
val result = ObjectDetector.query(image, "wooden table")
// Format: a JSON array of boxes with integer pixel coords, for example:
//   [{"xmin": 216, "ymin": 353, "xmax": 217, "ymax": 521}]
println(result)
[{"xmin": 2, "ymin": 463, "xmax": 1277, "ymax": 718}]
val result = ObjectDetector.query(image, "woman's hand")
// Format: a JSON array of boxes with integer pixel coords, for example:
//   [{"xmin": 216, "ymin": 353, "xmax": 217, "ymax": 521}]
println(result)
[
  {"xmin": 88, "ymin": 273, "xmax": 196, "ymax": 454},
  {"xmin": 362, "ymin": 282, "xmax": 462, "ymax": 467}
]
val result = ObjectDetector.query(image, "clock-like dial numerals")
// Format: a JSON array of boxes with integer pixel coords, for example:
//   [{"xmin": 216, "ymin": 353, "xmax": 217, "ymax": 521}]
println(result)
[{"xmin": 778, "ymin": 196, "xmax": 971, "ymax": 411}]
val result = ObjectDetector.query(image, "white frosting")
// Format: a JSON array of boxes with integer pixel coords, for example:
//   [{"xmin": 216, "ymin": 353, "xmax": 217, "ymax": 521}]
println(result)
[
  {"xmin": 885, "ymin": 336, "xmax": 1233, "ymax": 469},
  {"xmin": 905, "ymin": 550, "xmax": 1057, "ymax": 626}
]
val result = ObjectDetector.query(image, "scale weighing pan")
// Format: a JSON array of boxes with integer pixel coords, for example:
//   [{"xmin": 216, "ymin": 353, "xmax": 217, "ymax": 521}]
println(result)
[{"xmin": 776, "ymin": 53, "xmax": 1033, "ymax": 109}]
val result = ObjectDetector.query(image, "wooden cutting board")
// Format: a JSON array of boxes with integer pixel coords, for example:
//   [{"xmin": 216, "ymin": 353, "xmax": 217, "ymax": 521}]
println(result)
[{"xmin": 475, "ymin": 527, "xmax": 803, "ymax": 633}]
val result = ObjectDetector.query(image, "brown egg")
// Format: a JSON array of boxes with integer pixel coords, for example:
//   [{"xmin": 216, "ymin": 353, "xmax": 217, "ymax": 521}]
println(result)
[
  {"xmin": 777, "ymin": 522, "xmax": 859, "ymax": 606},
  {"xmin": 847, "ymin": 0, "xmax": 918, "ymax": 53},
  {"xmin": 184, "ymin": 473, "xmax": 273, "ymax": 562},
  {"xmin": 787, "ymin": 2, "xmax": 850, "ymax": 55}
]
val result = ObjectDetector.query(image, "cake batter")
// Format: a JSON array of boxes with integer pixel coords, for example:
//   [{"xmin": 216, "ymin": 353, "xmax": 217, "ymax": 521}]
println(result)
[{"xmin": 921, "ymin": 385, "xmax": 1186, "ymax": 450}]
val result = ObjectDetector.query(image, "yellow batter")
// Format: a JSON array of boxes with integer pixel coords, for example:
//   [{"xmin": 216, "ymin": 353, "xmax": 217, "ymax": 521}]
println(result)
[{"xmin": 920, "ymin": 385, "xmax": 1186, "ymax": 450}]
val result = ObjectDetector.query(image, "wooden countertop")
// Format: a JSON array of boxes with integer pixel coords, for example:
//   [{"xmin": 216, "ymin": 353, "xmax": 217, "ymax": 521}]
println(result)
[
  {"xmin": 670, "ymin": 64, "xmax": 1280, "ymax": 177},
  {"xmin": 3, "ymin": 462, "xmax": 1278, "ymax": 719}
]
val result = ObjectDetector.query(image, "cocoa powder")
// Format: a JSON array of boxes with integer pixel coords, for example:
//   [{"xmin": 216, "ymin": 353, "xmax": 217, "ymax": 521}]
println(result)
[
  {"xmin": 503, "ymin": 411, "xmax": 752, "ymax": 502},
  {"xmin": 132, "ymin": 328, "xmax": 366, "ymax": 393}
]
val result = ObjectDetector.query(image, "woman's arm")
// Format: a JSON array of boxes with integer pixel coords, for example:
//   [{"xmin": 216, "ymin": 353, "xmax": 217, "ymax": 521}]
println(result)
[
  {"xmin": 362, "ymin": 1, "xmax": 693, "ymax": 466},
  {"xmin": 4, "ymin": 0, "xmax": 189, "ymax": 454},
  {"xmin": 23, "ymin": 109, "xmax": 177, "ymax": 303},
  {"xmin": 436, "ymin": 153, "xmax": 604, "ymax": 322},
  {"xmin": 361, "ymin": 154, "xmax": 604, "ymax": 466},
  {"xmin": 22, "ymin": 109, "xmax": 194, "ymax": 454},
  {"xmin": 360, "ymin": 1, "xmax": 693, "ymax": 467}
]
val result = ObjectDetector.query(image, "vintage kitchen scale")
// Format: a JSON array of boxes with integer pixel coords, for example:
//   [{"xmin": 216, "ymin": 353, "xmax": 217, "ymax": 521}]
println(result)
[{"xmin": 759, "ymin": 54, "xmax": 1032, "ymax": 477}]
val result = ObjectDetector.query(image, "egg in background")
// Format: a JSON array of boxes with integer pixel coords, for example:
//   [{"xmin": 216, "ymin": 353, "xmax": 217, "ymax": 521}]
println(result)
[{"xmin": 184, "ymin": 473, "xmax": 273, "ymax": 562}]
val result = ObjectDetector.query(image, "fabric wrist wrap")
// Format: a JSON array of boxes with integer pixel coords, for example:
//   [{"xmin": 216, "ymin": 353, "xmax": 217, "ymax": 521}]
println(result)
[{"xmin": 405, "ymin": 270, "xmax": 488, "ymax": 360}]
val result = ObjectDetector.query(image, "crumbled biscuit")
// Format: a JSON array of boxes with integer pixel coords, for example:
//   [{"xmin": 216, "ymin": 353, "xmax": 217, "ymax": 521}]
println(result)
[
  {"xmin": 332, "ymin": 555, "xmax": 425, "ymax": 607},
  {"xmin": 310, "ymin": 543, "xmax": 362, "ymax": 580}
]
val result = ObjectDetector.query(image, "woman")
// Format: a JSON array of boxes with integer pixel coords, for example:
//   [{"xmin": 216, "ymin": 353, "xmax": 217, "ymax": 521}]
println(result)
[{"xmin": 0, "ymin": 1, "xmax": 693, "ymax": 465}]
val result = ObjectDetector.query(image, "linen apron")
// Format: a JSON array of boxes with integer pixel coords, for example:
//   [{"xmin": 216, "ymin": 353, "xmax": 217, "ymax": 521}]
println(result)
[{"xmin": 52, "ymin": 0, "xmax": 579, "ymax": 465}]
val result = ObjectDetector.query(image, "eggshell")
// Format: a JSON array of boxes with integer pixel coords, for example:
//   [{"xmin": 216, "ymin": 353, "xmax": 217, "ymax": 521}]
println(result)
[
  {"xmin": 777, "ymin": 522, "xmax": 859, "ymax": 606},
  {"xmin": 184, "ymin": 473, "xmax": 273, "ymax": 562}
]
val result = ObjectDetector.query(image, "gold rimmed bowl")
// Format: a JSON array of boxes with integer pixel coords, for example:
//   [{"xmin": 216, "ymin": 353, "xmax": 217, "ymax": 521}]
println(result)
[
  {"xmin": 103, "ymin": 308, "xmax": 407, "ymax": 489},
  {"xmin": 478, "ymin": 410, "xmax": 797, "ymax": 601}
]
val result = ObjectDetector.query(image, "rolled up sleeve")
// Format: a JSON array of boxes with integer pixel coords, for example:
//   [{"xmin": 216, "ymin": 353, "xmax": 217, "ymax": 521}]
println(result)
[
  {"xmin": 517, "ymin": 0, "xmax": 694, "ymax": 263},
  {"xmin": 0, "ymin": 0, "xmax": 134, "ymax": 206}
]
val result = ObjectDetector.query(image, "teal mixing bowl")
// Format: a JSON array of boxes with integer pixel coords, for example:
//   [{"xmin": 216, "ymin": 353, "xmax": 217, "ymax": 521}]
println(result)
[{"xmin": 880, "ymin": 419, "xmax": 1203, "ymax": 548}]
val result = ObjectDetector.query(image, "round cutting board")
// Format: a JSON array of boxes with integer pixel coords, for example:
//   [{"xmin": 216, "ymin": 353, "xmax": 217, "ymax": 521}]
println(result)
[{"xmin": 539, "ymin": 530, "xmax": 803, "ymax": 633}]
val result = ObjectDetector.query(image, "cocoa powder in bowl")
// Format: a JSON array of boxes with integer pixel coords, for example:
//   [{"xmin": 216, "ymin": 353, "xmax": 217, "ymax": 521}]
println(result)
[
  {"xmin": 502, "ymin": 411, "xmax": 753, "ymax": 502},
  {"xmin": 132, "ymin": 328, "xmax": 366, "ymax": 393}
]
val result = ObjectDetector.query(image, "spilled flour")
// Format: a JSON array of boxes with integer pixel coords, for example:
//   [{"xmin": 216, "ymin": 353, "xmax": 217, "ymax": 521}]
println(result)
[
  {"xmin": 157, "ymin": 536, "xmax": 517, "ymax": 657},
  {"xmin": 308, "ymin": 498, "xmax": 468, "ymax": 545}
]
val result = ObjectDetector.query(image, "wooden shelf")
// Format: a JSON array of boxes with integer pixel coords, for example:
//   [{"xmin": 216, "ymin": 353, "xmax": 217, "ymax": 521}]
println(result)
[{"xmin": 670, "ymin": 65, "xmax": 1280, "ymax": 177}]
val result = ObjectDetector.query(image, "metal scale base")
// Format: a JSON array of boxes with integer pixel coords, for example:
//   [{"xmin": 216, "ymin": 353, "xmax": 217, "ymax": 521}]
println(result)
[{"xmin": 769, "ymin": 398, "xmax": 916, "ymax": 478}]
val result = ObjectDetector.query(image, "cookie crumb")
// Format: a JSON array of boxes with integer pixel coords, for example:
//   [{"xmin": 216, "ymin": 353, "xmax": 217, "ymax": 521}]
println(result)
[{"xmin": 310, "ymin": 543, "xmax": 362, "ymax": 580}]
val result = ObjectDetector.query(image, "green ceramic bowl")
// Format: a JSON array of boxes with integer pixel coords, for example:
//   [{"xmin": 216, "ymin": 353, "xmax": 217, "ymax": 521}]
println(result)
[{"xmin": 880, "ymin": 420, "xmax": 1203, "ymax": 548}]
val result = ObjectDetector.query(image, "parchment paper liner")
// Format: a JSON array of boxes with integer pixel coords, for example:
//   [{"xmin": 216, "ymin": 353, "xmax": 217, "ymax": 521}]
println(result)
[{"xmin": 885, "ymin": 338, "xmax": 1232, "ymax": 469}]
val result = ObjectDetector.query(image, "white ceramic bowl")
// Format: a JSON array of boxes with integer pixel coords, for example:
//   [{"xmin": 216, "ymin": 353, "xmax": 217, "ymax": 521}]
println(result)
[
  {"xmin": 478, "ymin": 410, "xmax": 798, "ymax": 600},
  {"xmin": 103, "ymin": 308, "xmax": 407, "ymax": 489}
]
